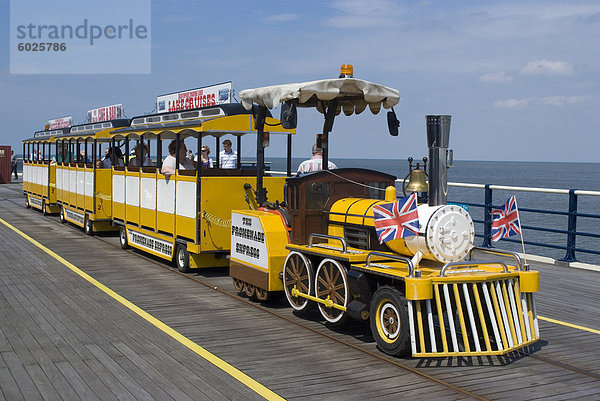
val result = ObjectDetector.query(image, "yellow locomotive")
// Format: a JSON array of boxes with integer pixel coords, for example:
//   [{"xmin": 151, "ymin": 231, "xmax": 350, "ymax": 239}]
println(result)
[{"xmin": 230, "ymin": 66, "xmax": 539, "ymax": 357}]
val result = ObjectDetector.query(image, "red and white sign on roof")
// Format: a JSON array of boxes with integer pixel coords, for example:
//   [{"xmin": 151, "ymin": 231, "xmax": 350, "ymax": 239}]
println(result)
[
  {"xmin": 87, "ymin": 104, "xmax": 124, "ymax": 123},
  {"xmin": 156, "ymin": 82, "xmax": 233, "ymax": 113},
  {"xmin": 48, "ymin": 116, "xmax": 72, "ymax": 130}
]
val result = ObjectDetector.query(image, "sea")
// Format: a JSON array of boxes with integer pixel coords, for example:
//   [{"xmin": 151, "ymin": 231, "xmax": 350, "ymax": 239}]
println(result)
[{"xmin": 14, "ymin": 158, "xmax": 600, "ymax": 265}]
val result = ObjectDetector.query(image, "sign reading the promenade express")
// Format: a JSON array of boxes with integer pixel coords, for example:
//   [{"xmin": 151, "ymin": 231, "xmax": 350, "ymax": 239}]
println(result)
[{"xmin": 156, "ymin": 82, "xmax": 232, "ymax": 113}]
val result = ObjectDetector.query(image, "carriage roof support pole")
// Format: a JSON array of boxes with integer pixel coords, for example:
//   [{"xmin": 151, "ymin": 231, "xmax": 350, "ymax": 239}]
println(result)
[
  {"xmin": 286, "ymin": 133, "xmax": 292, "ymax": 176},
  {"xmin": 196, "ymin": 133, "xmax": 202, "ymax": 244},
  {"xmin": 321, "ymin": 100, "xmax": 338, "ymax": 171},
  {"xmin": 255, "ymin": 106, "xmax": 268, "ymax": 205}
]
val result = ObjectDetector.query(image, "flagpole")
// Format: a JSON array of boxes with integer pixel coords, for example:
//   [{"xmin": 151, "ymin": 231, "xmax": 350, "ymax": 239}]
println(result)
[{"xmin": 514, "ymin": 194, "xmax": 528, "ymax": 267}]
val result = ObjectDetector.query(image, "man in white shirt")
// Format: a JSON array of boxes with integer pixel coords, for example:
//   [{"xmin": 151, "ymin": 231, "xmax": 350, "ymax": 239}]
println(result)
[
  {"xmin": 219, "ymin": 139, "xmax": 237, "ymax": 169},
  {"xmin": 297, "ymin": 144, "xmax": 337, "ymax": 174},
  {"xmin": 161, "ymin": 140, "xmax": 195, "ymax": 176}
]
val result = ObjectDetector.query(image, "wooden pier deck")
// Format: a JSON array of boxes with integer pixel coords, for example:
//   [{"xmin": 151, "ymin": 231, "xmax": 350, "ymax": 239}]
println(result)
[{"xmin": 1, "ymin": 182, "xmax": 599, "ymax": 400}]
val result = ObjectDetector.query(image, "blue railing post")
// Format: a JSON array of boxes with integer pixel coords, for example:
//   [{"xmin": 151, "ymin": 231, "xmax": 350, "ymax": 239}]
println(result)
[
  {"xmin": 560, "ymin": 189, "xmax": 578, "ymax": 262},
  {"xmin": 481, "ymin": 184, "xmax": 493, "ymax": 248}
]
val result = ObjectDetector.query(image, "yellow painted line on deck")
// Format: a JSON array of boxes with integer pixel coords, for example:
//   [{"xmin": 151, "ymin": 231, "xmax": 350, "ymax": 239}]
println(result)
[
  {"xmin": 0, "ymin": 218, "xmax": 284, "ymax": 401},
  {"xmin": 538, "ymin": 315, "xmax": 600, "ymax": 335}
]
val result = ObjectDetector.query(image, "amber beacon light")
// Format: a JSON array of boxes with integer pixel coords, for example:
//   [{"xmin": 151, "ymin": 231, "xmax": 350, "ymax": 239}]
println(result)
[{"xmin": 339, "ymin": 64, "xmax": 354, "ymax": 78}]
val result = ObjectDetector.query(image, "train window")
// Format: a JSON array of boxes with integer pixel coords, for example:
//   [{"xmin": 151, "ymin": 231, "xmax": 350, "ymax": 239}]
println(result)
[
  {"xmin": 103, "ymin": 122, "xmax": 112, "ymax": 128},
  {"xmin": 147, "ymin": 116, "xmax": 161, "ymax": 123},
  {"xmin": 162, "ymin": 114, "xmax": 179, "ymax": 121},
  {"xmin": 305, "ymin": 182, "xmax": 329, "ymax": 210},
  {"xmin": 368, "ymin": 181, "xmax": 389, "ymax": 200},
  {"xmin": 201, "ymin": 108, "xmax": 221, "ymax": 116},
  {"xmin": 85, "ymin": 125, "xmax": 93, "ymax": 130},
  {"xmin": 181, "ymin": 111, "xmax": 199, "ymax": 119},
  {"xmin": 132, "ymin": 118, "xmax": 145, "ymax": 125},
  {"xmin": 94, "ymin": 124, "xmax": 103, "ymax": 129}
]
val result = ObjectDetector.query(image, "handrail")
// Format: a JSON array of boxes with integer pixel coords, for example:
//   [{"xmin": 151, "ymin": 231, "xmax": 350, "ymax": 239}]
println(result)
[
  {"xmin": 365, "ymin": 251, "xmax": 415, "ymax": 277},
  {"xmin": 308, "ymin": 233, "xmax": 348, "ymax": 253},
  {"xmin": 469, "ymin": 247, "xmax": 524, "ymax": 270},
  {"xmin": 440, "ymin": 261, "xmax": 509, "ymax": 277}
]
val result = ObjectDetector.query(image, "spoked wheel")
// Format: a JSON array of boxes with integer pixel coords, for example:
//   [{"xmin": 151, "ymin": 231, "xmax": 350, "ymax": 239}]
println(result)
[
  {"xmin": 370, "ymin": 286, "xmax": 411, "ymax": 357},
  {"xmin": 243, "ymin": 282, "xmax": 256, "ymax": 299},
  {"xmin": 232, "ymin": 278, "xmax": 245, "ymax": 293},
  {"xmin": 59, "ymin": 206, "xmax": 66, "ymax": 223},
  {"xmin": 175, "ymin": 244, "xmax": 191, "ymax": 273},
  {"xmin": 283, "ymin": 251, "xmax": 313, "ymax": 311},
  {"xmin": 119, "ymin": 226, "xmax": 129, "ymax": 249},
  {"xmin": 255, "ymin": 287, "xmax": 269, "ymax": 301},
  {"xmin": 84, "ymin": 215, "xmax": 94, "ymax": 236},
  {"xmin": 314, "ymin": 258, "xmax": 349, "ymax": 324}
]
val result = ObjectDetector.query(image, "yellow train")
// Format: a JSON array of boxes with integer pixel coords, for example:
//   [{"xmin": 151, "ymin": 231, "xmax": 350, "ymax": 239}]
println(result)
[
  {"xmin": 21, "ymin": 70, "xmax": 540, "ymax": 358},
  {"xmin": 229, "ymin": 66, "xmax": 540, "ymax": 358}
]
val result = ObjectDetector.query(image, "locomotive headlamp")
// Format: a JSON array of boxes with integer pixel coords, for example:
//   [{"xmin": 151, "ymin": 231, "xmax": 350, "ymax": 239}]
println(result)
[{"xmin": 339, "ymin": 64, "xmax": 353, "ymax": 78}]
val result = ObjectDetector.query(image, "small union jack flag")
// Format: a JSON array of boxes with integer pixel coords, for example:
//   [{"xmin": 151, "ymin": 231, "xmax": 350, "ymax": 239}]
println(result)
[
  {"xmin": 373, "ymin": 193, "xmax": 420, "ymax": 244},
  {"xmin": 491, "ymin": 195, "xmax": 521, "ymax": 242}
]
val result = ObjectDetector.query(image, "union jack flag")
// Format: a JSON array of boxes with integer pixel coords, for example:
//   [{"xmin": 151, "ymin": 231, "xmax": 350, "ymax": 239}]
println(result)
[
  {"xmin": 491, "ymin": 195, "xmax": 521, "ymax": 242},
  {"xmin": 373, "ymin": 193, "xmax": 419, "ymax": 244}
]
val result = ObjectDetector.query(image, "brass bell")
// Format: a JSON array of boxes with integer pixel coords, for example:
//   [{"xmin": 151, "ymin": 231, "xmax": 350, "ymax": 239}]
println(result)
[{"xmin": 404, "ymin": 163, "xmax": 428, "ymax": 194}]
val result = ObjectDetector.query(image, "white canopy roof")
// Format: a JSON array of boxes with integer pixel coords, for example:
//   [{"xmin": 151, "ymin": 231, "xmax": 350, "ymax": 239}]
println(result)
[{"xmin": 240, "ymin": 78, "xmax": 400, "ymax": 116}]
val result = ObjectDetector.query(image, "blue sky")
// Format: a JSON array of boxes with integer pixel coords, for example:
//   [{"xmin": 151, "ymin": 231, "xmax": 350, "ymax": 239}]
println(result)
[{"xmin": 2, "ymin": 0, "xmax": 600, "ymax": 162}]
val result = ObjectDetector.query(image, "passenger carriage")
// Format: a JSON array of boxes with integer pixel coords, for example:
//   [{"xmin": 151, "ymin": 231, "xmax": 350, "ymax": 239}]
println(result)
[
  {"xmin": 22, "ymin": 127, "xmax": 69, "ymax": 214},
  {"xmin": 54, "ymin": 119, "xmax": 130, "ymax": 234},
  {"xmin": 108, "ymin": 103, "xmax": 295, "ymax": 271}
]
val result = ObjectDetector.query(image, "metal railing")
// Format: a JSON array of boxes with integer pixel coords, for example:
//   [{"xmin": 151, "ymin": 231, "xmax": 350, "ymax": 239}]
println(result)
[{"xmin": 448, "ymin": 182, "xmax": 600, "ymax": 263}]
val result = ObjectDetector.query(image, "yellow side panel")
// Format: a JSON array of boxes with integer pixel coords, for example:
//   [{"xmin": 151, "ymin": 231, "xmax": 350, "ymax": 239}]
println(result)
[
  {"xmin": 126, "ymin": 204, "xmax": 139, "ymax": 225},
  {"xmin": 176, "ymin": 216, "xmax": 196, "ymax": 242},
  {"xmin": 140, "ymin": 208, "xmax": 155, "ymax": 231},
  {"xmin": 157, "ymin": 211, "xmax": 174, "ymax": 235},
  {"xmin": 95, "ymin": 169, "xmax": 112, "ymax": 220},
  {"xmin": 112, "ymin": 170, "xmax": 125, "ymax": 221},
  {"xmin": 49, "ymin": 164, "xmax": 57, "ymax": 203}
]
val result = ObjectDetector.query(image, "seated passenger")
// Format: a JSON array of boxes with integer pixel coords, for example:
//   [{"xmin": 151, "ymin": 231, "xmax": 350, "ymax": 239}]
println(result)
[
  {"xmin": 102, "ymin": 147, "xmax": 125, "ymax": 168},
  {"xmin": 194, "ymin": 145, "xmax": 213, "ymax": 168},
  {"xmin": 161, "ymin": 139, "xmax": 195, "ymax": 176},
  {"xmin": 129, "ymin": 144, "xmax": 153, "ymax": 167},
  {"xmin": 297, "ymin": 143, "xmax": 337, "ymax": 174}
]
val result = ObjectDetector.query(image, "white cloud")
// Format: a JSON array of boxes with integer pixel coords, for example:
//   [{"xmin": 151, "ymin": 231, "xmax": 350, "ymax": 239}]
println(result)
[
  {"xmin": 519, "ymin": 59, "xmax": 574, "ymax": 75},
  {"xmin": 494, "ymin": 95, "xmax": 585, "ymax": 108},
  {"xmin": 479, "ymin": 72, "xmax": 513, "ymax": 82},
  {"xmin": 265, "ymin": 13, "xmax": 298, "ymax": 23}
]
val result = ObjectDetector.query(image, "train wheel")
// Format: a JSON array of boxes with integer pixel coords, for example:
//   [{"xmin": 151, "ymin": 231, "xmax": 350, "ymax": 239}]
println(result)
[
  {"xmin": 41, "ymin": 199, "xmax": 47, "ymax": 216},
  {"xmin": 25, "ymin": 197, "xmax": 31, "ymax": 209},
  {"xmin": 243, "ymin": 282, "xmax": 256, "ymax": 299},
  {"xmin": 175, "ymin": 244, "xmax": 191, "ymax": 273},
  {"xmin": 255, "ymin": 287, "xmax": 269, "ymax": 301},
  {"xmin": 232, "ymin": 278, "xmax": 245, "ymax": 293},
  {"xmin": 84, "ymin": 215, "xmax": 94, "ymax": 236},
  {"xmin": 59, "ymin": 206, "xmax": 66, "ymax": 223},
  {"xmin": 283, "ymin": 251, "xmax": 313, "ymax": 311},
  {"xmin": 315, "ymin": 258, "xmax": 349, "ymax": 324},
  {"xmin": 370, "ymin": 286, "xmax": 410, "ymax": 357},
  {"xmin": 119, "ymin": 226, "xmax": 129, "ymax": 250}
]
